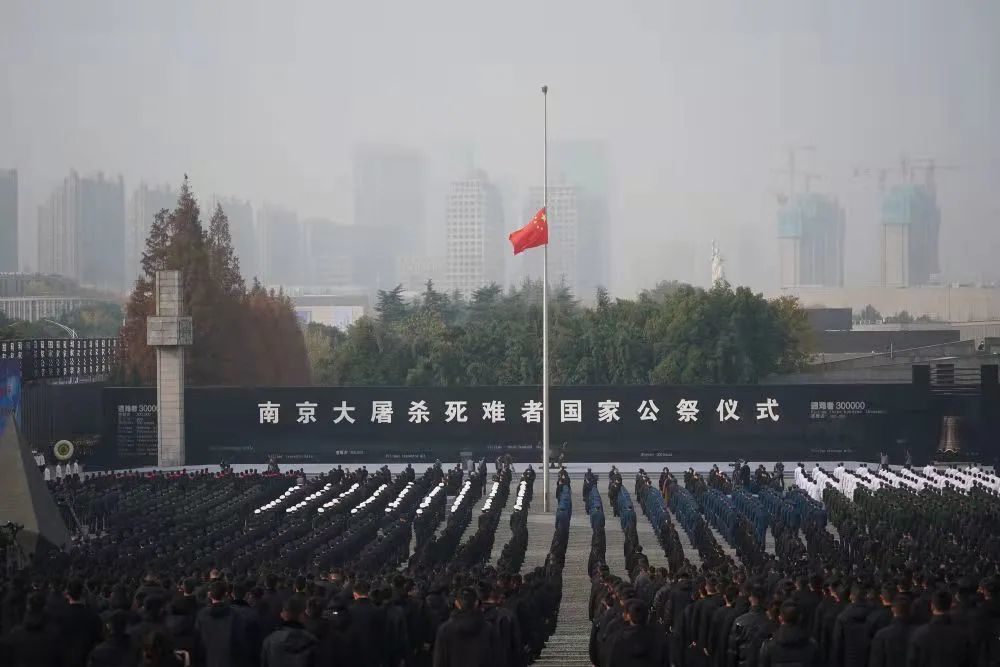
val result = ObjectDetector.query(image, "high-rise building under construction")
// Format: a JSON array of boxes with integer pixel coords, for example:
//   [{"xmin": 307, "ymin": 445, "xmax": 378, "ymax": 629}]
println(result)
[{"xmin": 777, "ymin": 193, "xmax": 846, "ymax": 288}]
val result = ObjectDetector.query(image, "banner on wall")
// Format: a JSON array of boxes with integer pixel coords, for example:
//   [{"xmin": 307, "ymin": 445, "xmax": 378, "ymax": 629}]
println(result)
[
  {"xmin": 0, "ymin": 359, "xmax": 22, "ymax": 429},
  {"xmin": 98, "ymin": 383, "xmax": 957, "ymax": 468}
]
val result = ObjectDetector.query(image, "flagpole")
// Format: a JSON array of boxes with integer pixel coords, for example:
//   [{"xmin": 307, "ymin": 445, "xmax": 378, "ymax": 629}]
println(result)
[{"xmin": 541, "ymin": 84, "xmax": 550, "ymax": 513}]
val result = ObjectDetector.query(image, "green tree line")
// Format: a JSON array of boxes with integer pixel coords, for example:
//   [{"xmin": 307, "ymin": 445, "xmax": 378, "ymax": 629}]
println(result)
[{"xmin": 306, "ymin": 279, "xmax": 812, "ymax": 386}]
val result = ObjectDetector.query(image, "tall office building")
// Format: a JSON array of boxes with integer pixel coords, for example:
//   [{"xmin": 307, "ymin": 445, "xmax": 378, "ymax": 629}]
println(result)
[
  {"xmin": 550, "ymin": 141, "xmax": 612, "ymax": 299},
  {"xmin": 210, "ymin": 196, "xmax": 258, "ymax": 283},
  {"xmin": 259, "ymin": 204, "xmax": 302, "ymax": 287},
  {"xmin": 521, "ymin": 184, "xmax": 581, "ymax": 295},
  {"xmin": 777, "ymin": 193, "xmax": 846, "ymax": 287},
  {"xmin": 445, "ymin": 170, "xmax": 504, "ymax": 295},
  {"xmin": 302, "ymin": 217, "xmax": 353, "ymax": 288},
  {"xmin": 0, "ymin": 169, "xmax": 16, "ymax": 272},
  {"xmin": 79, "ymin": 173, "xmax": 125, "ymax": 291},
  {"xmin": 880, "ymin": 184, "xmax": 941, "ymax": 286},
  {"xmin": 353, "ymin": 144, "xmax": 426, "ymax": 285},
  {"xmin": 38, "ymin": 171, "xmax": 126, "ymax": 291},
  {"xmin": 126, "ymin": 182, "xmax": 177, "ymax": 285}
]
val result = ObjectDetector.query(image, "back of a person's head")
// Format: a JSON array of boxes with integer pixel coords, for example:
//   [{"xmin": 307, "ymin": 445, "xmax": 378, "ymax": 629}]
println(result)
[
  {"xmin": 26, "ymin": 591, "xmax": 46, "ymax": 616},
  {"xmin": 282, "ymin": 596, "xmax": 306, "ymax": 623},
  {"xmin": 779, "ymin": 602, "xmax": 801, "ymax": 626},
  {"xmin": 294, "ymin": 575, "xmax": 308, "ymax": 592},
  {"xmin": 107, "ymin": 610, "xmax": 130, "ymax": 637},
  {"xmin": 891, "ymin": 595, "xmax": 912, "ymax": 619},
  {"xmin": 232, "ymin": 580, "xmax": 251, "ymax": 602},
  {"xmin": 957, "ymin": 577, "xmax": 977, "ymax": 598},
  {"xmin": 182, "ymin": 578, "xmax": 197, "ymax": 596},
  {"xmin": 141, "ymin": 631, "xmax": 173, "ymax": 665},
  {"xmin": 982, "ymin": 577, "xmax": 1000, "ymax": 599},
  {"xmin": 306, "ymin": 596, "xmax": 325, "ymax": 618},
  {"xmin": 208, "ymin": 580, "xmax": 228, "ymax": 603},
  {"xmin": 143, "ymin": 595, "xmax": 164, "ymax": 617},
  {"xmin": 66, "ymin": 578, "xmax": 85, "ymax": 602},
  {"xmin": 624, "ymin": 598, "xmax": 648, "ymax": 626},
  {"xmin": 456, "ymin": 586, "xmax": 479, "ymax": 611},
  {"xmin": 353, "ymin": 579, "xmax": 371, "ymax": 597},
  {"xmin": 932, "ymin": 589, "xmax": 952, "ymax": 613}
]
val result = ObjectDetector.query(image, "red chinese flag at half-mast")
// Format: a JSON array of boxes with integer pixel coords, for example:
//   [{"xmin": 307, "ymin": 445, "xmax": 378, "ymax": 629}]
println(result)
[{"xmin": 508, "ymin": 207, "xmax": 548, "ymax": 255}]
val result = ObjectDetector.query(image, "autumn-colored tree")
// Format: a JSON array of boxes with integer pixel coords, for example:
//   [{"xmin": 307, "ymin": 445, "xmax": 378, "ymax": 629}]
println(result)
[{"xmin": 118, "ymin": 178, "xmax": 309, "ymax": 386}]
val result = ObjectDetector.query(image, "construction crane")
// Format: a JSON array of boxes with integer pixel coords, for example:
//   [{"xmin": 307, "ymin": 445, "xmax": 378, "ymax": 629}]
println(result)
[
  {"xmin": 907, "ymin": 158, "xmax": 960, "ymax": 193},
  {"xmin": 772, "ymin": 145, "xmax": 817, "ymax": 198},
  {"xmin": 852, "ymin": 165, "xmax": 892, "ymax": 192}
]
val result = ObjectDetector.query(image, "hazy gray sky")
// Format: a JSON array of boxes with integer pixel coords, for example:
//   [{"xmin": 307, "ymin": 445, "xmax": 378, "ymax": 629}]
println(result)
[{"xmin": 3, "ymin": 0, "xmax": 999, "ymax": 294}]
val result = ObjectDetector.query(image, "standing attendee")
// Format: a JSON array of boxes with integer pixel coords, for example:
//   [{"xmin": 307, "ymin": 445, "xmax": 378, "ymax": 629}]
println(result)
[
  {"xmin": 868, "ymin": 597, "xmax": 913, "ymax": 667},
  {"xmin": 607, "ymin": 598, "xmax": 669, "ymax": 666},
  {"xmin": 758, "ymin": 603, "xmax": 821, "ymax": 667},
  {"xmin": 906, "ymin": 590, "xmax": 973, "ymax": 667},
  {"xmin": 0, "ymin": 592, "xmax": 59, "ymax": 667},
  {"xmin": 260, "ymin": 596, "xmax": 317, "ymax": 667},
  {"xmin": 346, "ymin": 580, "xmax": 386, "ymax": 666},
  {"xmin": 60, "ymin": 579, "xmax": 105, "ymax": 667},
  {"xmin": 196, "ymin": 580, "xmax": 259, "ymax": 667},
  {"xmin": 88, "ymin": 610, "xmax": 139, "ymax": 667},
  {"xmin": 432, "ymin": 587, "xmax": 498, "ymax": 667}
]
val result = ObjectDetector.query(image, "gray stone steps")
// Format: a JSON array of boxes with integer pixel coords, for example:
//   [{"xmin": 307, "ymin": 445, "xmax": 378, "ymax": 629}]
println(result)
[{"xmin": 534, "ymin": 493, "xmax": 594, "ymax": 666}]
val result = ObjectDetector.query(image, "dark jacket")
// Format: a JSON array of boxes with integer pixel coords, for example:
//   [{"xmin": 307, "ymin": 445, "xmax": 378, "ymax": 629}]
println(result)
[
  {"xmin": 971, "ymin": 598, "xmax": 1000, "ymax": 667},
  {"xmin": 868, "ymin": 619, "xmax": 913, "ymax": 667},
  {"xmin": 608, "ymin": 623, "xmax": 669, "ymax": 667},
  {"xmin": 195, "ymin": 602, "xmax": 258, "ymax": 667},
  {"xmin": 793, "ymin": 591, "xmax": 822, "ymax": 635},
  {"xmin": 729, "ymin": 606, "xmax": 769, "ymax": 667},
  {"xmin": 907, "ymin": 615, "xmax": 974, "ymax": 667},
  {"xmin": 164, "ymin": 596, "xmax": 198, "ymax": 656},
  {"xmin": 708, "ymin": 605, "xmax": 742, "ymax": 667},
  {"xmin": 696, "ymin": 595, "xmax": 726, "ymax": 650},
  {"xmin": 758, "ymin": 625, "xmax": 822, "ymax": 667},
  {"xmin": 831, "ymin": 603, "xmax": 873, "ymax": 667},
  {"xmin": 818, "ymin": 601, "xmax": 847, "ymax": 656},
  {"xmin": 260, "ymin": 621, "xmax": 317, "ymax": 667},
  {"xmin": 432, "ymin": 609, "xmax": 499, "ymax": 667},
  {"xmin": 483, "ymin": 601, "xmax": 524, "ymax": 667},
  {"xmin": 60, "ymin": 602, "xmax": 106, "ymax": 667},
  {"xmin": 865, "ymin": 606, "xmax": 893, "ymax": 642},
  {"xmin": 87, "ymin": 635, "xmax": 140, "ymax": 667},
  {"xmin": 0, "ymin": 613, "xmax": 60, "ymax": 667},
  {"xmin": 346, "ymin": 597, "xmax": 387, "ymax": 667}
]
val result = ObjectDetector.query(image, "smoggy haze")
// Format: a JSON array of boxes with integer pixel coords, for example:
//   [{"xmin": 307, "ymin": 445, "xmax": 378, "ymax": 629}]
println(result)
[{"xmin": 2, "ymin": 0, "xmax": 999, "ymax": 294}]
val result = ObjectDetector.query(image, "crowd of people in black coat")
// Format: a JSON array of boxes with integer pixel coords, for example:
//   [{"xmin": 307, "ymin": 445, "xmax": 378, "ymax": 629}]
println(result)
[
  {"xmin": 0, "ymin": 461, "xmax": 567, "ymax": 667},
  {"xmin": 587, "ymin": 463, "xmax": 1000, "ymax": 667}
]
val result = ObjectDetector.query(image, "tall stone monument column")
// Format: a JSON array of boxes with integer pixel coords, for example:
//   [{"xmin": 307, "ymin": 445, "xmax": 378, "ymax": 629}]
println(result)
[{"xmin": 146, "ymin": 271, "xmax": 193, "ymax": 467}]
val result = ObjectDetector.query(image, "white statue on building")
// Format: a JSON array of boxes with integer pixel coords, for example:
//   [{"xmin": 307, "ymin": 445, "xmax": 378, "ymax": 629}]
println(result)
[{"xmin": 711, "ymin": 239, "xmax": 726, "ymax": 286}]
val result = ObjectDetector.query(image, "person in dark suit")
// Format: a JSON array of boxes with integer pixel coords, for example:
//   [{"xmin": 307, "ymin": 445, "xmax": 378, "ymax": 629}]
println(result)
[
  {"xmin": 906, "ymin": 590, "xmax": 974, "ymax": 667},
  {"xmin": 868, "ymin": 596, "xmax": 914, "ymax": 667}
]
